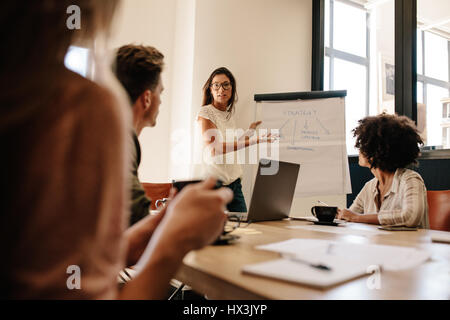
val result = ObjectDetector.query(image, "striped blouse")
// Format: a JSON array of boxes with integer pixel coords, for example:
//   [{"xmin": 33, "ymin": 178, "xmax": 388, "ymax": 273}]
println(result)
[{"xmin": 349, "ymin": 168, "xmax": 430, "ymax": 228}]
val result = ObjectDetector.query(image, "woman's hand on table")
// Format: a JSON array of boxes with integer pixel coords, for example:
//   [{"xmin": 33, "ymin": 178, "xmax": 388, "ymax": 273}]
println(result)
[{"xmin": 337, "ymin": 208, "xmax": 360, "ymax": 222}]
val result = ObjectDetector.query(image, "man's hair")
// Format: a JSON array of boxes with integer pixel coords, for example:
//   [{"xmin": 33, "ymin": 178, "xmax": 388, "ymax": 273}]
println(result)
[
  {"xmin": 353, "ymin": 114, "xmax": 423, "ymax": 172},
  {"xmin": 114, "ymin": 45, "xmax": 164, "ymax": 104}
]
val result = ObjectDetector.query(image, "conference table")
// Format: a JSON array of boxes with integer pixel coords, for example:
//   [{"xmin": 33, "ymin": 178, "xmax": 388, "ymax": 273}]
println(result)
[{"xmin": 174, "ymin": 219, "xmax": 450, "ymax": 299}]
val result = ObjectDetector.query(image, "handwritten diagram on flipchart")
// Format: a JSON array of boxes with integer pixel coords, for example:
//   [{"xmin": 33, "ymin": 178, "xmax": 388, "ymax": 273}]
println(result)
[{"xmin": 259, "ymin": 98, "xmax": 351, "ymax": 197}]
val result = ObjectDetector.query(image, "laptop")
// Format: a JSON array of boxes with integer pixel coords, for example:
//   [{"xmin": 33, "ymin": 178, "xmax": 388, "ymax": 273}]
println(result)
[{"xmin": 229, "ymin": 159, "xmax": 300, "ymax": 222}]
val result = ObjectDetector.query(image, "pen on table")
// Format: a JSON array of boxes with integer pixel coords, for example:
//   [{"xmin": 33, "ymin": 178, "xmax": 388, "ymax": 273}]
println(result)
[
  {"xmin": 282, "ymin": 254, "xmax": 332, "ymax": 272},
  {"xmin": 317, "ymin": 200, "xmax": 329, "ymax": 206}
]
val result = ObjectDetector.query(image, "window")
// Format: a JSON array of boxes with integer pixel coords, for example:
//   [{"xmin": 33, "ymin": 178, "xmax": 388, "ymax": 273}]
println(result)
[
  {"xmin": 64, "ymin": 46, "xmax": 91, "ymax": 78},
  {"xmin": 324, "ymin": 0, "xmax": 370, "ymax": 155},
  {"xmin": 315, "ymin": 0, "xmax": 450, "ymax": 155},
  {"xmin": 416, "ymin": 30, "xmax": 450, "ymax": 148}
]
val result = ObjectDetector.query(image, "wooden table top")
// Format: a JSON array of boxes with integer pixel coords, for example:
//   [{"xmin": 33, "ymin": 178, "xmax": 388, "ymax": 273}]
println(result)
[{"xmin": 175, "ymin": 219, "xmax": 450, "ymax": 300}]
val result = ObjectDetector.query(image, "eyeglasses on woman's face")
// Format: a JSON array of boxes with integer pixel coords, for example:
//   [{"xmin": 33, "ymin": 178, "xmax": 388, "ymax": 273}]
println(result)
[{"xmin": 210, "ymin": 82, "xmax": 232, "ymax": 91}]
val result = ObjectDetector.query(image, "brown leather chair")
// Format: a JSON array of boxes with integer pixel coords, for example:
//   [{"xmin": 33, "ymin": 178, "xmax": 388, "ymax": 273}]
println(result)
[
  {"xmin": 427, "ymin": 190, "xmax": 450, "ymax": 232},
  {"xmin": 141, "ymin": 182, "xmax": 172, "ymax": 210}
]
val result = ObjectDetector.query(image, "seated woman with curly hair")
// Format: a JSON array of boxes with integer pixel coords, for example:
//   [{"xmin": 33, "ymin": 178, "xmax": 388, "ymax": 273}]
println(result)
[{"xmin": 338, "ymin": 114, "xmax": 429, "ymax": 228}]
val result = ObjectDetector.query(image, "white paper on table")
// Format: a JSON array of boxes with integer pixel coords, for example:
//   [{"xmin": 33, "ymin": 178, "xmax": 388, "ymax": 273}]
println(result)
[
  {"xmin": 256, "ymin": 239, "xmax": 431, "ymax": 271},
  {"xmin": 242, "ymin": 254, "xmax": 371, "ymax": 288},
  {"xmin": 430, "ymin": 231, "xmax": 450, "ymax": 244},
  {"xmin": 287, "ymin": 224, "xmax": 390, "ymax": 237}
]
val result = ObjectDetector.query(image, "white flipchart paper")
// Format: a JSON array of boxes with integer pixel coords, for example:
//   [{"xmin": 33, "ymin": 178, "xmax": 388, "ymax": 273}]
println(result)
[{"xmin": 260, "ymin": 98, "xmax": 351, "ymax": 197}]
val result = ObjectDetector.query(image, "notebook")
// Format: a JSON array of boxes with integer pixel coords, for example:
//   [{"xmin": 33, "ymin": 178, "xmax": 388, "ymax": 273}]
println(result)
[
  {"xmin": 242, "ymin": 238, "xmax": 431, "ymax": 288},
  {"xmin": 242, "ymin": 253, "xmax": 372, "ymax": 288},
  {"xmin": 228, "ymin": 159, "xmax": 300, "ymax": 222}
]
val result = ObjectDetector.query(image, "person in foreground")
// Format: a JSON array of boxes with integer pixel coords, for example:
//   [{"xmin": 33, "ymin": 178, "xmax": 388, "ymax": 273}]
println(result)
[
  {"xmin": 0, "ymin": 0, "xmax": 231, "ymax": 299},
  {"xmin": 338, "ymin": 114, "xmax": 429, "ymax": 228}
]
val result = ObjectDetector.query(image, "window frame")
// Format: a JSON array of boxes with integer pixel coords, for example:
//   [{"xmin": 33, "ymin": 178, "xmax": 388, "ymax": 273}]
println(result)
[
  {"xmin": 417, "ymin": 29, "xmax": 450, "ymax": 104},
  {"xmin": 312, "ymin": 0, "xmax": 450, "ymax": 157},
  {"xmin": 313, "ymin": 0, "xmax": 416, "ymax": 117},
  {"xmin": 324, "ymin": 0, "xmax": 370, "ymax": 117}
]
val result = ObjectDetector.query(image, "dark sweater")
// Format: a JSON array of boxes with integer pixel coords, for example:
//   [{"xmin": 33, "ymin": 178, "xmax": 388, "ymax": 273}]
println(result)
[{"xmin": 129, "ymin": 132, "xmax": 151, "ymax": 225}]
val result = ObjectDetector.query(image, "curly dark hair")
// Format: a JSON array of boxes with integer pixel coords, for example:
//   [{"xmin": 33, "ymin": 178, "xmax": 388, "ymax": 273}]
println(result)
[
  {"xmin": 114, "ymin": 44, "xmax": 164, "ymax": 104},
  {"xmin": 353, "ymin": 114, "xmax": 423, "ymax": 172}
]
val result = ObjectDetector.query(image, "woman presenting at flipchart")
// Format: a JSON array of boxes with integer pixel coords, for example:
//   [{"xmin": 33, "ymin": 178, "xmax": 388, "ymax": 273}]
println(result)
[{"xmin": 196, "ymin": 67, "xmax": 275, "ymax": 212}]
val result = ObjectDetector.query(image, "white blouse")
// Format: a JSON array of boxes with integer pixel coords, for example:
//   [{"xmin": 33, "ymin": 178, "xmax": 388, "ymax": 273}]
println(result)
[
  {"xmin": 349, "ymin": 168, "xmax": 429, "ymax": 228},
  {"xmin": 196, "ymin": 104, "xmax": 243, "ymax": 185}
]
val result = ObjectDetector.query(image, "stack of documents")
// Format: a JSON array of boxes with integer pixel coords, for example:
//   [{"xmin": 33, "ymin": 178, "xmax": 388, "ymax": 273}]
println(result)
[{"xmin": 242, "ymin": 239, "xmax": 431, "ymax": 288}]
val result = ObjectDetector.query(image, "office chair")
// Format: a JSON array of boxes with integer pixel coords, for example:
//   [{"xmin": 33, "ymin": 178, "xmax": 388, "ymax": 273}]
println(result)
[
  {"xmin": 427, "ymin": 190, "xmax": 450, "ymax": 232},
  {"xmin": 141, "ymin": 182, "xmax": 172, "ymax": 210}
]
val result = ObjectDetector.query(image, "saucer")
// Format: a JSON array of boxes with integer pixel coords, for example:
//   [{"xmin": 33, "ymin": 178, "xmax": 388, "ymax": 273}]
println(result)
[{"xmin": 312, "ymin": 220, "xmax": 340, "ymax": 226}]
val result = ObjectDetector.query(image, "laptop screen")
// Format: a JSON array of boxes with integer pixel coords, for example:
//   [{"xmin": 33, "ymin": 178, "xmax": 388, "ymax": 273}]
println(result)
[{"xmin": 246, "ymin": 159, "xmax": 300, "ymax": 222}]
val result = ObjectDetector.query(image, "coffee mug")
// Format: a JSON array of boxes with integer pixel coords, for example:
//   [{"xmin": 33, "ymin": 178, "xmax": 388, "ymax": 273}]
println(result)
[
  {"xmin": 311, "ymin": 206, "xmax": 338, "ymax": 223},
  {"xmin": 213, "ymin": 215, "xmax": 241, "ymax": 245},
  {"xmin": 222, "ymin": 214, "xmax": 241, "ymax": 235}
]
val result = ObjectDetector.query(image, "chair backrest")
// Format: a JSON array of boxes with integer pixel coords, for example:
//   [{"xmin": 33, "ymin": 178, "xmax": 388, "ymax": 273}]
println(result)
[
  {"xmin": 427, "ymin": 190, "xmax": 450, "ymax": 232},
  {"xmin": 141, "ymin": 183, "xmax": 172, "ymax": 210}
]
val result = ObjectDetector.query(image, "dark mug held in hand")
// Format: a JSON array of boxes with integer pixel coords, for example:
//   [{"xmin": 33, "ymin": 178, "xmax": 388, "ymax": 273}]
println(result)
[
  {"xmin": 222, "ymin": 214, "xmax": 241, "ymax": 235},
  {"xmin": 172, "ymin": 179, "xmax": 223, "ymax": 192},
  {"xmin": 213, "ymin": 214, "xmax": 241, "ymax": 245}
]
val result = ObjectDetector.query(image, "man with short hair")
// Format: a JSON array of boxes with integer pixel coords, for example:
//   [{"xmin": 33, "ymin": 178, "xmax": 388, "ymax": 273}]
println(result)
[
  {"xmin": 113, "ymin": 45, "xmax": 229, "ymax": 299},
  {"xmin": 114, "ymin": 45, "xmax": 165, "ymax": 225}
]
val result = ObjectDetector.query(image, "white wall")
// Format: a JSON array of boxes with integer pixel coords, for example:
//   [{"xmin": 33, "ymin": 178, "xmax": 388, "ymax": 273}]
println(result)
[
  {"xmin": 168, "ymin": 0, "xmax": 196, "ymax": 181},
  {"xmin": 109, "ymin": 0, "xmax": 178, "ymax": 182}
]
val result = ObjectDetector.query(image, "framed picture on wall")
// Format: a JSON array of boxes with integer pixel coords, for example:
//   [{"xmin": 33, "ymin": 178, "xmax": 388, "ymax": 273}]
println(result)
[
  {"xmin": 378, "ymin": 54, "xmax": 395, "ymax": 114},
  {"xmin": 381, "ymin": 55, "xmax": 395, "ymax": 99}
]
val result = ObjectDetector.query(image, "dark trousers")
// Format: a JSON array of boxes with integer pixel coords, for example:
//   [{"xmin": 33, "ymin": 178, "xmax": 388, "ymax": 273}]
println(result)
[{"xmin": 225, "ymin": 178, "xmax": 248, "ymax": 212}]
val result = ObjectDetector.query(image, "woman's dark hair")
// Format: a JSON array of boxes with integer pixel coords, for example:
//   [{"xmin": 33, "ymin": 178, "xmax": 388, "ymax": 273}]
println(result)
[
  {"xmin": 353, "ymin": 114, "xmax": 424, "ymax": 172},
  {"xmin": 202, "ymin": 67, "xmax": 238, "ymax": 119}
]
